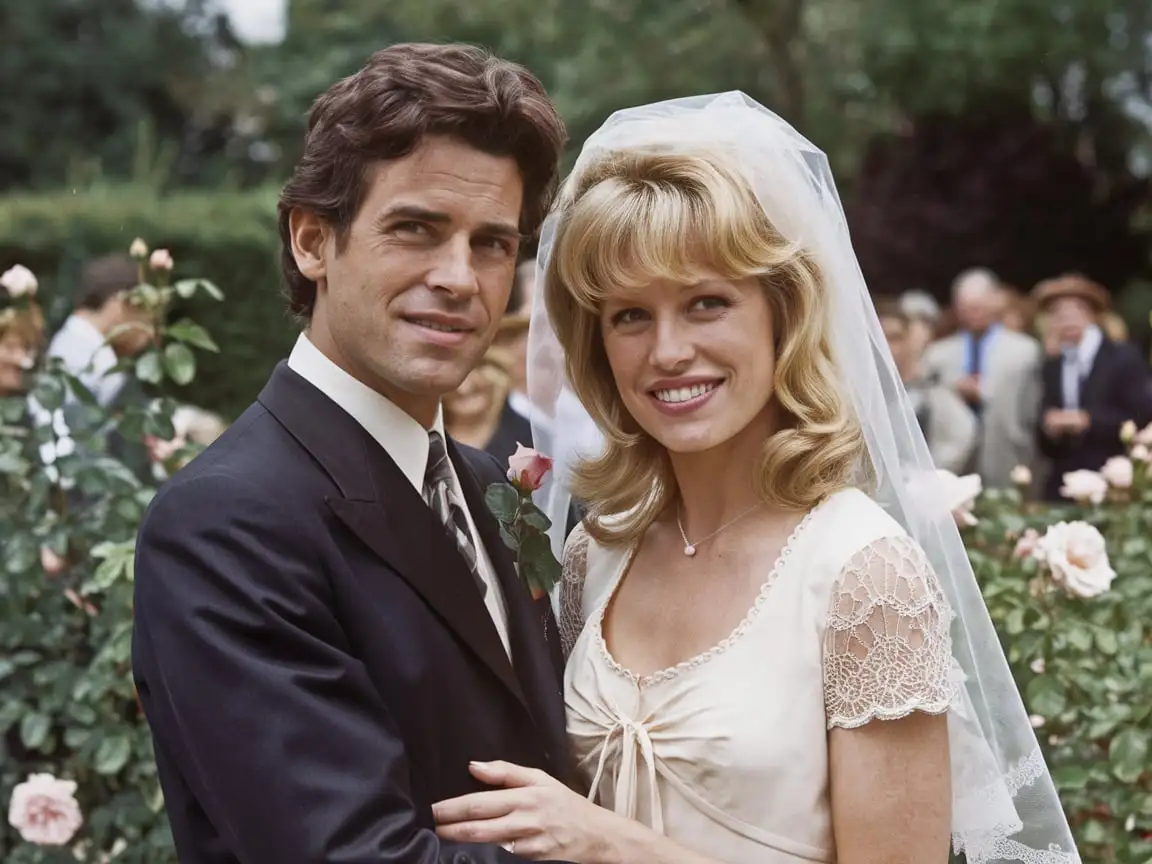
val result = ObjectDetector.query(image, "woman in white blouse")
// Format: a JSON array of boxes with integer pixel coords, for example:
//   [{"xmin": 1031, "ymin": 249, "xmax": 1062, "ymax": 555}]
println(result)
[{"xmin": 434, "ymin": 94, "xmax": 1078, "ymax": 864}]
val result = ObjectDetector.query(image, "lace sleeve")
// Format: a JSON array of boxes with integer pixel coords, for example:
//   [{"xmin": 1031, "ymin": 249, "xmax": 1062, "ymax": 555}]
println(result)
[
  {"xmin": 558, "ymin": 524, "xmax": 590, "ymax": 659},
  {"xmin": 823, "ymin": 534, "xmax": 957, "ymax": 730}
]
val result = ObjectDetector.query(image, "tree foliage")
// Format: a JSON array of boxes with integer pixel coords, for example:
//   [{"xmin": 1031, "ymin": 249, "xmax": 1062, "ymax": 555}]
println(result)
[{"xmin": 849, "ymin": 102, "xmax": 1151, "ymax": 299}]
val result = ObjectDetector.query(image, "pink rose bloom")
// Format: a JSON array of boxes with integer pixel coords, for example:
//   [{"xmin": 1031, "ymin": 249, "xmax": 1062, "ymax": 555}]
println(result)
[
  {"xmin": 1134, "ymin": 422, "xmax": 1152, "ymax": 448},
  {"xmin": 149, "ymin": 248, "xmax": 174, "ymax": 271},
  {"xmin": 507, "ymin": 443, "xmax": 552, "ymax": 492},
  {"xmin": 1101, "ymin": 456, "xmax": 1133, "ymax": 489},
  {"xmin": 1059, "ymin": 469, "xmax": 1107, "ymax": 505},
  {"xmin": 1012, "ymin": 528, "xmax": 1041, "ymax": 560},
  {"xmin": 7, "ymin": 773, "xmax": 83, "ymax": 846}
]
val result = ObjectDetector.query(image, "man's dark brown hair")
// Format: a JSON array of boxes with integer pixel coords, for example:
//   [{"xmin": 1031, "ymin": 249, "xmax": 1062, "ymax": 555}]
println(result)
[
  {"xmin": 277, "ymin": 43, "xmax": 567, "ymax": 320},
  {"xmin": 75, "ymin": 254, "xmax": 140, "ymax": 311}
]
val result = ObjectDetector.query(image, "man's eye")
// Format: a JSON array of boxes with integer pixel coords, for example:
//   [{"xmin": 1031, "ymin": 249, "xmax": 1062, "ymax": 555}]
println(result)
[
  {"xmin": 478, "ymin": 237, "xmax": 514, "ymax": 255},
  {"xmin": 393, "ymin": 222, "xmax": 428, "ymax": 235}
]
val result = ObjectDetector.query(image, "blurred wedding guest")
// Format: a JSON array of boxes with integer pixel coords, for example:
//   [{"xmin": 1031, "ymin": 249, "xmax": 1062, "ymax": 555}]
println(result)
[
  {"xmin": 877, "ymin": 298, "xmax": 977, "ymax": 473},
  {"xmin": 924, "ymin": 267, "xmax": 1042, "ymax": 485},
  {"xmin": 999, "ymin": 286, "xmax": 1036, "ymax": 334},
  {"xmin": 1033, "ymin": 274, "xmax": 1152, "ymax": 500},
  {"xmin": 0, "ymin": 266, "xmax": 45, "ymax": 397},
  {"xmin": 491, "ymin": 257, "xmax": 536, "ymax": 426},
  {"xmin": 47, "ymin": 254, "xmax": 154, "ymax": 407},
  {"xmin": 443, "ymin": 345, "xmax": 530, "ymax": 465},
  {"xmin": 899, "ymin": 289, "xmax": 941, "ymax": 361},
  {"xmin": 146, "ymin": 404, "xmax": 228, "ymax": 479}
]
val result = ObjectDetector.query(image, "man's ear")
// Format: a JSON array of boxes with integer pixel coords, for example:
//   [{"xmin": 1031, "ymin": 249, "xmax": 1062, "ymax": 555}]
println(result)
[{"xmin": 289, "ymin": 208, "xmax": 330, "ymax": 284}]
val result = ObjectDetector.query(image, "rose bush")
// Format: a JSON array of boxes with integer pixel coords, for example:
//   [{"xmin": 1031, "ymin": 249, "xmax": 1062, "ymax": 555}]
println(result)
[
  {"xmin": 0, "ymin": 244, "xmax": 222, "ymax": 863},
  {"xmin": 965, "ymin": 439, "xmax": 1152, "ymax": 862}
]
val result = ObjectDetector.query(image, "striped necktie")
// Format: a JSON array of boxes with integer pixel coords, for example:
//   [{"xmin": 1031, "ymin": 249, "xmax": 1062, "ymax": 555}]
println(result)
[{"xmin": 423, "ymin": 431, "xmax": 486, "ymax": 598}]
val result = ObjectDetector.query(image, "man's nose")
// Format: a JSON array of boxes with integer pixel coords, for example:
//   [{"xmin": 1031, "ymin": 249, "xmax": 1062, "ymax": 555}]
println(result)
[{"xmin": 427, "ymin": 235, "xmax": 480, "ymax": 298}]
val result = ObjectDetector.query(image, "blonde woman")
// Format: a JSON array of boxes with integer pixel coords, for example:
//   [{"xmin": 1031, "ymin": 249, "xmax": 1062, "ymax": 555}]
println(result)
[{"xmin": 433, "ymin": 94, "xmax": 1077, "ymax": 864}]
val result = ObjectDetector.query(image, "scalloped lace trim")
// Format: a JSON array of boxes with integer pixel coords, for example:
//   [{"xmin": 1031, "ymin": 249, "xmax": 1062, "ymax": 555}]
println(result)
[
  {"xmin": 595, "ymin": 502, "xmax": 824, "ymax": 688},
  {"xmin": 823, "ymin": 534, "xmax": 958, "ymax": 729},
  {"xmin": 952, "ymin": 749, "xmax": 1079, "ymax": 863}
]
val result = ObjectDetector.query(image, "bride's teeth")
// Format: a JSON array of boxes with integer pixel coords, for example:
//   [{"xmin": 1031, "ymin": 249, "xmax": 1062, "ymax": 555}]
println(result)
[
  {"xmin": 654, "ymin": 383, "xmax": 717, "ymax": 403},
  {"xmin": 422, "ymin": 322, "xmax": 459, "ymax": 333}
]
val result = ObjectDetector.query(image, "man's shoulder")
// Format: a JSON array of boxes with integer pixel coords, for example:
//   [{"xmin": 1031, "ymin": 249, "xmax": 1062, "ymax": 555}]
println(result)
[{"xmin": 145, "ymin": 402, "xmax": 323, "ymax": 523}]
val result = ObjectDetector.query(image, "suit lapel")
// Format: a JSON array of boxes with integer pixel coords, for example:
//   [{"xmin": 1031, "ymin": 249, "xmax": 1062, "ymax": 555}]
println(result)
[
  {"xmin": 258, "ymin": 364, "xmax": 528, "ymax": 710},
  {"xmin": 1081, "ymin": 338, "xmax": 1114, "ymax": 397},
  {"xmin": 450, "ymin": 441, "xmax": 568, "ymax": 767}
]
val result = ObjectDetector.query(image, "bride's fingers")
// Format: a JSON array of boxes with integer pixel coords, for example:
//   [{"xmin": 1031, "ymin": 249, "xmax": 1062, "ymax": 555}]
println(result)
[
  {"xmin": 469, "ymin": 760, "xmax": 550, "ymax": 788},
  {"xmin": 432, "ymin": 789, "xmax": 522, "ymax": 825},
  {"xmin": 434, "ymin": 814, "xmax": 531, "ymax": 846}
]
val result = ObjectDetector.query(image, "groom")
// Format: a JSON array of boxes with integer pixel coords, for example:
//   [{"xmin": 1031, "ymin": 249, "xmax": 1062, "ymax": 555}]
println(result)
[{"xmin": 132, "ymin": 44, "xmax": 569, "ymax": 863}]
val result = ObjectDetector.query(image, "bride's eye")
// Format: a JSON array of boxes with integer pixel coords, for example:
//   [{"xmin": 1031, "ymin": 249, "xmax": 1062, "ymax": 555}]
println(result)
[
  {"xmin": 609, "ymin": 307, "xmax": 648, "ymax": 327},
  {"xmin": 690, "ymin": 296, "xmax": 730, "ymax": 313}
]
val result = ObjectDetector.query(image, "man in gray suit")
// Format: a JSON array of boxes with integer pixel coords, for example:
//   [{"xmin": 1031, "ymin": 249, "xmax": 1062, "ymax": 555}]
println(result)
[{"xmin": 924, "ymin": 268, "xmax": 1042, "ymax": 486}]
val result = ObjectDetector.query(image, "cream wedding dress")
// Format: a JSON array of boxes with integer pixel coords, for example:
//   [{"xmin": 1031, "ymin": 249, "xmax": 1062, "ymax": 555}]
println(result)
[{"xmin": 557, "ymin": 487, "xmax": 957, "ymax": 863}]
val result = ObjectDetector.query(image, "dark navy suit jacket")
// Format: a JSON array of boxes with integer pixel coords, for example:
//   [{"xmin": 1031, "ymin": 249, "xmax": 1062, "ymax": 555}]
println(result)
[{"xmin": 132, "ymin": 362, "xmax": 571, "ymax": 863}]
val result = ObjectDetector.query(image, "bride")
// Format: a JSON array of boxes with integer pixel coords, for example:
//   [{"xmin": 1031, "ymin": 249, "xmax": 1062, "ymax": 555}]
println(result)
[{"xmin": 433, "ymin": 93, "xmax": 1079, "ymax": 864}]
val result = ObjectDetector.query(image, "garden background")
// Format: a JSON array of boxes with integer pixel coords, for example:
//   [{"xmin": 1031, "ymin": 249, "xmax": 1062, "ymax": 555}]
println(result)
[{"xmin": 2, "ymin": 0, "xmax": 1152, "ymax": 861}]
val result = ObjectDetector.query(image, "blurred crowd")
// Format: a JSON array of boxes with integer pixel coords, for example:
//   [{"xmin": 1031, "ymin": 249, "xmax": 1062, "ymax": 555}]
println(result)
[{"xmin": 447, "ymin": 261, "xmax": 1152, "ymax": 503}]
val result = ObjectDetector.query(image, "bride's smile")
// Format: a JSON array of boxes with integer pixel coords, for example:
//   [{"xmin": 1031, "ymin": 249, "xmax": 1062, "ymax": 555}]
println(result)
[{"xmin": 600, "ymin": 274, "xmax": 776, "ymax": 455}]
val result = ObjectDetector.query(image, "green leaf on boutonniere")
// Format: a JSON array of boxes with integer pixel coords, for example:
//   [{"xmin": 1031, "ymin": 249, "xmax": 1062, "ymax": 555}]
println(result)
[
  {"xmin": 498, "ymin": 522, "xmax": 518, "ymax": 551},
  {"xmin": 522, "ymin": 508, "xmax": 552, "ymax": 532},
  {"xmin": 485, "ymin": 482, "xmax": 520, "ymax": 521}
]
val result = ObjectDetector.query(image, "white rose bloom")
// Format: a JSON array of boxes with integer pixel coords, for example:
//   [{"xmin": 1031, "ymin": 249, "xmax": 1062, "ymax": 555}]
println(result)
[
  {"xmin": 1101, "ymin": 456, "xmax": 1133, "ymax": 489},
  {"xmin": 1058, "ymin": 469, "xmax": 1108, "ymax": 505},
  {"xmin": 933, "ymin": 469, "xmax": 982, "ymax": 526},
  {"xmin": 0, "ymin": 264, "xmax": 38, "ymax": 298},
  {"xmin": 1010, "ymin": 464, "xmax": 1032, "ymax": 486},
  {"xmin": 1037, "ymin": 520, "xmax": 1115, "ymax": 598}
]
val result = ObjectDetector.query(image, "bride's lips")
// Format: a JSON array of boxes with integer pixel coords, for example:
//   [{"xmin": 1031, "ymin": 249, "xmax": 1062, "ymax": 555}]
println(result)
[{"xmin": 647, "ymin": 377, "xmax": 725, "ymax": 417}]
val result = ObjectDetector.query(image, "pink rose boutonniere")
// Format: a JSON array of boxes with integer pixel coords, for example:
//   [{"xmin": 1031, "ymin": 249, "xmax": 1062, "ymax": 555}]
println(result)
[{"xmin": 485, "ymin": 444, "xmax": 562, "ymax": 599}]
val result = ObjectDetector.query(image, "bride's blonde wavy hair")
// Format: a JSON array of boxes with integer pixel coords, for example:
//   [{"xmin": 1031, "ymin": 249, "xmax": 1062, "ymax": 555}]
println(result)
[{"xmin": 544, "ymin": 146, "xmax": 868, "ymax": 546}]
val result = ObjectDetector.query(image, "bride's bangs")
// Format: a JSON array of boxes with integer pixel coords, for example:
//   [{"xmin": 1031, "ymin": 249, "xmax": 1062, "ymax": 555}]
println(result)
[{"xmin": 555, "ymin": 151, "xmax": 805, "ymax": 312}]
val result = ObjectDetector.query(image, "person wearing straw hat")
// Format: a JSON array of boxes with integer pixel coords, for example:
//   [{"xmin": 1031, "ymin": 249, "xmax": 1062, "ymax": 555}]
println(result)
[{"xmin": 1033, "ymin": 273, "xmax": 1152, "ymax": 500}]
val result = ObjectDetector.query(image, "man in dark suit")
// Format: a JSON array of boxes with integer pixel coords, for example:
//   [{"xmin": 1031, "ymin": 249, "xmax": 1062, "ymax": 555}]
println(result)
[
  {"xmin": 132, "ymin": 44, "xmax": 570, "ymax": 863},
  {"xmin": 1033, "ymin": 273, "xmax": 1152, "ymax": 499}
]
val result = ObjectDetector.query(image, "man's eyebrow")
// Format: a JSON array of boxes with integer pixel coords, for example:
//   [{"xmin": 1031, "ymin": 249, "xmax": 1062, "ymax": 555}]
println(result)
[{"xmin": 376, "ymin": 205, "xmax": 521, "ymax": 239}]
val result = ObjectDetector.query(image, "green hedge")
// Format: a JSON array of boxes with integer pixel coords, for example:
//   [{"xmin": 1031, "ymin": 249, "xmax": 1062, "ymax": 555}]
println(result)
[{"xmin": 0, "ymin": 185, "xmax": 294, "ymax": 419}]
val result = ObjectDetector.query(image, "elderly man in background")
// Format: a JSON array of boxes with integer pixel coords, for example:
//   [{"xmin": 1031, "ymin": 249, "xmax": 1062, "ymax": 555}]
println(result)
[
  {"xmin": 923, "ymin": 267, "xmax": 1042, "ymax": 485},
  {"xmin": 1033, "ymin": 274, "xmax": 1152, "ymax": 500}
]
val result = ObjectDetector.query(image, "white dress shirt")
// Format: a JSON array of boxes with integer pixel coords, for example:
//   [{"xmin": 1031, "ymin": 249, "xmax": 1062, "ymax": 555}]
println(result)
[
  {"xmin": 1061, "ymin": 324, "xmax": 1102, "ymax": 411},
  {"xmin": 47, "ymin": 314, "xmax": 125, "ymax": 407},
  {"xmin": 287, "ymin": 334, "xmax": 511, "ymax": 656}
]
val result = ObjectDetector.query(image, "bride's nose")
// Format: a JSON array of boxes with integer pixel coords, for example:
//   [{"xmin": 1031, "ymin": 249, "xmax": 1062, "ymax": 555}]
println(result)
[{"xmin": 648, "ymin": 316, "xmax": 694, "ymax": 371}]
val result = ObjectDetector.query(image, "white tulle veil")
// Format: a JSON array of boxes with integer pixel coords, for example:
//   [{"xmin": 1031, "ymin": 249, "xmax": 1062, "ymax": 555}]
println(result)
[{"xmin": 526, "ymin": 92, "xmax": 1078, "ymax": 863}]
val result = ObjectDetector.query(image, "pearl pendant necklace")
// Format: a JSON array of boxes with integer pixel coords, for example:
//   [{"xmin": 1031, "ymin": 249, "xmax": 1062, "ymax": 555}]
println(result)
[{"xmin": 676, "ymin": 501, "xmax": 764, "ymax": 557}]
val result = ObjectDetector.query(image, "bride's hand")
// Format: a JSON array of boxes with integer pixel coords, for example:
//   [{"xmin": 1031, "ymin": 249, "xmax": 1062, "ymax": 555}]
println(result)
[{"xmin": 433, "ymin": 760, "xmax": 615, "ymax": 862}]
